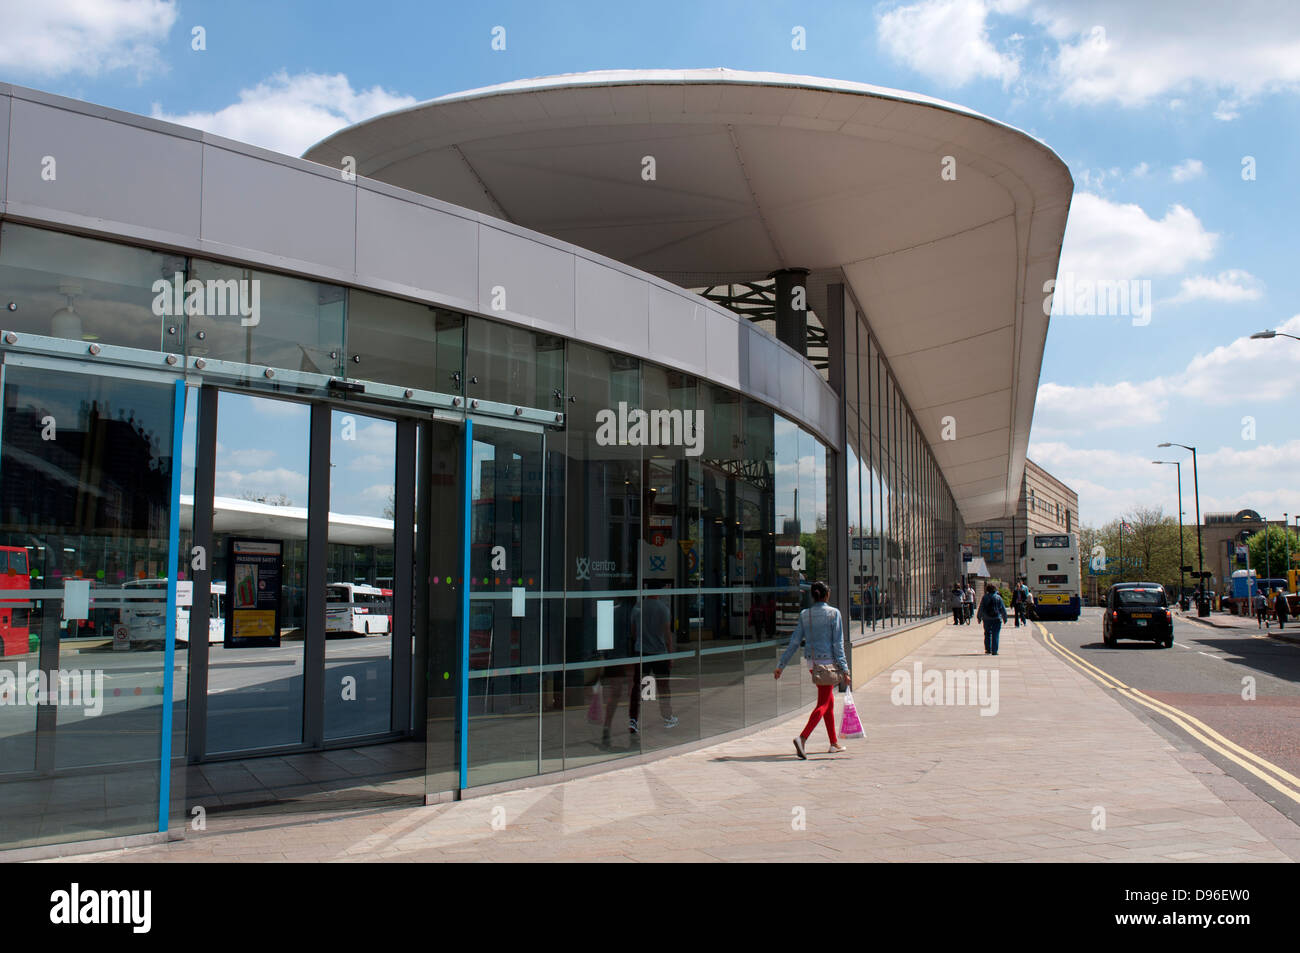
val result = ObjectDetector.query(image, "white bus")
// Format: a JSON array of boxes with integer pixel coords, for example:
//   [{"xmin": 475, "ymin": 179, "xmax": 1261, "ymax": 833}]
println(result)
[
  {"xmin": 1025, "ymin": 533, "xmax": 1081, "ymax": 620},
  {"xmin": 325, "ymin": 583, "xmax": 392, "ymax": 636},
  {"xmin": 117, "ymin": 578, "xmax": 175, "ymax": 644},
  {"xmin": 177, "ymin": 582, "xmax": 226, "ymax": 644},
  {"xmin": 119, "ymin": 579, "xmax": 226, "ymax": 644}
]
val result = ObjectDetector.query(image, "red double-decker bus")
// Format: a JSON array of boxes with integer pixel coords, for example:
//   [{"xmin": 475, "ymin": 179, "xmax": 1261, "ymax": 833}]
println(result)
[{"xmin": 0, "ymin": 546, "xmax": 32, "ymax": 656}]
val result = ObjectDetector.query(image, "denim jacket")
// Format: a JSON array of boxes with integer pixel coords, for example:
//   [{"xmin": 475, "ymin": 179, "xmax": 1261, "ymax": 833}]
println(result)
[
  {"xmin": 777, "ymin": 602, "xmax": 849, "ymax": 672},
  {"xmin": 977, "ymin": 592, "xmax": 1007, "ymax": 624}
]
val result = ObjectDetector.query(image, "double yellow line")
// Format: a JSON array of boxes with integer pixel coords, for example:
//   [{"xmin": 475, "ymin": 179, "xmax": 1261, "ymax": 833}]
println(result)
[{"xmin": 1035, "ymin": 622, "xmax": 1300, "ymax": 806}]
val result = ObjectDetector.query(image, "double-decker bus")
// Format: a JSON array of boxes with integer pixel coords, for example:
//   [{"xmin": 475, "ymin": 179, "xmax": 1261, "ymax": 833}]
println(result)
[
  {"xmin": 1026, "ymin": 532, "xmax": 1081, "ymax": 621},
  {"xmin": 0, "ymin": 545, "xmax": 32, "ymax": 656}
]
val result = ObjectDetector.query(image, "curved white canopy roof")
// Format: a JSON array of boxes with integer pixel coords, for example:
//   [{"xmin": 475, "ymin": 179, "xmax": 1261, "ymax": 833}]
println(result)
[{"xmin": 307, "ymin": 69, "xmax": 1073, "ymax": 523}]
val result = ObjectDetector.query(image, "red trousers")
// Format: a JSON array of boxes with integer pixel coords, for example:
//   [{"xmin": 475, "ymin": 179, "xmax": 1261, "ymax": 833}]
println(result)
[{"xmin": 800, "ymin": 683, "xmax": 838, "ymax": 745}]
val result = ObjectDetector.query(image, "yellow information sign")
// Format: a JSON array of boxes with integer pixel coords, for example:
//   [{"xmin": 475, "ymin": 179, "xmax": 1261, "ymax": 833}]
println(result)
[{"xmin": 232, "ymin": 610, "xmax": 276, "ymax": 639}]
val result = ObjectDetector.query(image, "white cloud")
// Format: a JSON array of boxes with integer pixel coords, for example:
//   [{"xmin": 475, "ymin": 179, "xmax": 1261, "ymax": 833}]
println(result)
[
  {"xmin": 227, "ymin": 448, "xmax": 276, "ymax": 469},
  {"xmin": 1056, "ymin": 192, "xmax": 1217, "ymax": 284},
  {"xmin": 1037, "ymin": 0, "xmax": 1300, "ymax": 109},
  {"xmin": 874, "ymin": 1, "xmax": 1300, "ymax": 115},
  {"xmin": 1170, "ymin": 158, "xmax": 1205, "ymax": 183},
  {"xmin": 1172, "ymin": 314, "xmax": 1300, "ymax": 403},
  {"xmin": 1034, "ymin": 316, "xmax": 1300, "ymax": 525},
  {"xmin": 151, "ymin": 71, "xmax": 418, "ymax": 157},
  {"xmin": 1213, "ymin": 100, "xmax": 1241, "ymax": 121},
  {"xmin": 0, "ymin": 0, "xmax": 177, "ymax": 79},
  {"xmin": 1167, "ymin": 269, "xmax": 1264, "ymax": 305},
  {"xmin": 1182, "ymin": 441, "xmax": 1300, "ymax": 524},
  {"xmin": 1028, "ymin": 442, "xmax": 1156, "ymax": 479},
  {"xmin": 1032, "ymin": 314, "xmax": 1300, "ymax": 437},
  {"xmin": 1033, "ymin": 380, "xmax": 1168, "ymax": 438},
  {"xmin": 1032, "ymin": 440, "xmax": 1300, "ymax": 527},
  {"xmin": 215, "ymin": 467, "xmax": 309, "ymax": 503},
  {"xmin": 877, "ymin": 0, "xmax": 1025, "ymax": 87}
]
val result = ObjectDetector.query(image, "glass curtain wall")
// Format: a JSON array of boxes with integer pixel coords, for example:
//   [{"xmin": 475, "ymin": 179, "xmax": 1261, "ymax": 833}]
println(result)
[
  {"xmin": 639, "ymin": 365, "xmax": 699, "ymax": 752},
  {"xmin": 0, "ymin": 362, "xmax": 182, "ymax": 848},
  {"xmin": 562, "ymin": 343, "xmax": 643, "ymax": 769},
  {"xmin": 0, "ymin": 222, "xmax": 995, "ymax": 816},
  {"xmin": 842, "ymin": 309, "xmax": 959, "ymax": 631}
]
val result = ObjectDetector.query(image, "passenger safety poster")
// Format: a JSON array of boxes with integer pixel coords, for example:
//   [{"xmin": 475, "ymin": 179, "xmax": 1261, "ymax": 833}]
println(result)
[{"xmin": 227, "ymin": 538, "xmax": 283, "ymax": 647}]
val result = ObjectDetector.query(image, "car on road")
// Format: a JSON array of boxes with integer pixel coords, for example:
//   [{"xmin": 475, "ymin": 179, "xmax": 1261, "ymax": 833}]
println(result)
[{"xmin": 1103, "ymin": 582, "xmax": 1173, "ymax": 648}]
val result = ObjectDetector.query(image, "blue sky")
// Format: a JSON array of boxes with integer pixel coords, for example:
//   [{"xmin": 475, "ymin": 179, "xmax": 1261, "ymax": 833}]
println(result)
[{"xmin": 5, "ymin": 0, "xmax": 1299, "ymax": 528}]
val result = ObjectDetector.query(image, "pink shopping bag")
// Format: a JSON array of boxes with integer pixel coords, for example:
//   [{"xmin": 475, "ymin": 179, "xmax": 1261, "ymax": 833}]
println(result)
[{"xmin": 839, "ymin": 689, "xmax": 865, "ymax": 739}]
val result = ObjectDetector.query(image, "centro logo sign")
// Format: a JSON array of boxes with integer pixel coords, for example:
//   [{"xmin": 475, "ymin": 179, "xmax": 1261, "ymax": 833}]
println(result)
[
  {"xmin": 594, "ymin": 402, "xmax": 703, "ymax": 457},
  {"xmin": 151, "ymin": 272, "xmax": 261, "ymax": 326},
  {"xmin": 575, "ymin": 556, "xmax": 615, "ymax": 581}
]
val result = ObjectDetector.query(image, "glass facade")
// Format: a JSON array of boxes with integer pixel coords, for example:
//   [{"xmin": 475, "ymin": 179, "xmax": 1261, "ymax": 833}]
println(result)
[
  {"xmin": 843, "ymin": 306, "xmax": 964, "ymax": 638},
  {"xmin": 0, "ymin": 219, "xmax": 964, "ymax": 852}
]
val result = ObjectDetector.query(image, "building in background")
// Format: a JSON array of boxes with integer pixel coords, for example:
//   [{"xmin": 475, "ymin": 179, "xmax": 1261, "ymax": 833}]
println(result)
[
  {"xmin": 966, "ymin": 459, "xmax": 1079, "ymax": 585},
  {"xmin": 0, "ymin": 70, "xmax": 1070, "ymax": 856},
  {"xmin": 1203, "ymin": 509, "xmax": 1297, "ymax": 594}
]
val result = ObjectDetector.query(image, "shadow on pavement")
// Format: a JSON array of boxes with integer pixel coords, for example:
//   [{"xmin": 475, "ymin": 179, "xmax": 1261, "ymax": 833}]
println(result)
[{"xmin": 710, "ymin": 754, "xmax": 800, "ymax": 763}]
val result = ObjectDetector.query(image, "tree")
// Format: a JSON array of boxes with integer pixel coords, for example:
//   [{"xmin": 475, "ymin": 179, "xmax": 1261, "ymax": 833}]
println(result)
[
  {"xmin": 1080, "ymin": 507, "xmax": 1194, "ymax": 593},
  {"xmin": 1246, "ymin": 526, "xmax": 1300, "ymax": 580},
  {"xmin": 238, "ymin": 490, "xmax": 293, "ymax": 506},
  {"xmin": 799, "ymin": 529, "xmax": 827, "ymax": 581}
]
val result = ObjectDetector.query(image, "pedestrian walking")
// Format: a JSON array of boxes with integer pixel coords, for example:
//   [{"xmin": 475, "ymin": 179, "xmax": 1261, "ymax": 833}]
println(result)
[
  {"xmin": 1256, "ymin": 589, "xmax": 1268, "ymax": 629},
  {"xmin": 1011, "ymin": 579, "xmax": 1026, "ymax": 627},
  {"xmin": 629, "ymin": 583, "xmax": 678, "ymax": 733},
  {"xmin": 1275, "ymin": 589, "xmax": 1289, "ymax": 630},
  {"xmin": 599, "ymin": 596, "xmax": 637, "ymax": 747},
  {"xmin": 774, "ymin": 580, "xmax": 851, "ymax": 759},
  {"xmin": 976, "ymin": 582, "xmax": 1007, "ymax": 655},
  {"xmin": 950, "ymin": 583, "xmax": 964, "ymax": 625},
  {"xmin": 963, "ymin": 582, "xmax": 976, "ymax": 624}
]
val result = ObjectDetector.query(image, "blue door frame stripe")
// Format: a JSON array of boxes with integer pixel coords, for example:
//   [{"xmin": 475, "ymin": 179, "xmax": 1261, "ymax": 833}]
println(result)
[
  {"xmin": 159, "ymin": 379, "xmax": 185, "ymax": 833},
  {"xmin": 458, "ymin": 418, "xmax": 472, "ymax": 791}
]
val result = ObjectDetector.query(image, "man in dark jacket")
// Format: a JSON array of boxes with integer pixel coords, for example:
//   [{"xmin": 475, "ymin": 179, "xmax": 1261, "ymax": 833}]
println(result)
[{"xmin": 976, "ymin": 582, "xmax": 1008, "ymax": 655}]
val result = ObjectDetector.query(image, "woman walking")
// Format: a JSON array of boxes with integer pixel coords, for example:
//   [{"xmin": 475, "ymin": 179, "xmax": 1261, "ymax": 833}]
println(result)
[
  {"xmin": 774, "ymin": 581, "xmax": 852, "ymax": 759},
  {"xmin": 950, "ymin": 583, "xmax": 964, "ymax": 625}
]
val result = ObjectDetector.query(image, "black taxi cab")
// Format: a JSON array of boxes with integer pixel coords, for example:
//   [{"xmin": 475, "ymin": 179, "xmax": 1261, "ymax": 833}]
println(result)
[{"xmin": 1103, "ymin": 582, "xmax": 1174, "ymax": 648}]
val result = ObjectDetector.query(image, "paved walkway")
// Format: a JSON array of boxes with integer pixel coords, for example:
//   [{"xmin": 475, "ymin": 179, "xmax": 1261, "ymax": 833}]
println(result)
[
  {"xmin": 1181, "ymin": 609, "xmax": 1300, "ymax": 644},
  {"xmin": 55, "ymin": 619, "xmax": 1296, "ymax": 863}
]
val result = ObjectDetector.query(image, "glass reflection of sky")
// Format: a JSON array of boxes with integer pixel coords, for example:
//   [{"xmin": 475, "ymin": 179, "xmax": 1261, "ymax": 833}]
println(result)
[{"xmin": 202, "ymin": 394, "xmax": 395, "ymax": 519}]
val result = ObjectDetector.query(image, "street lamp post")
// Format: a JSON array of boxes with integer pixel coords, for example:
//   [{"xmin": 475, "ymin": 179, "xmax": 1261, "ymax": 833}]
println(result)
[
  {"xmin": 1251, "ymin": 329, "xmax": 1300, "ymax": 342},
  {"xmin": 1153, "ymin": 460, "xmax": 1185, "ymax": 608},
  {"xmin": 1265, "ymin": 515, "xmax": 1272, "ymax": 597},
  {"xmin": 1159, "ymin": 442, "xmax": 1206, "ymax": 614}
]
